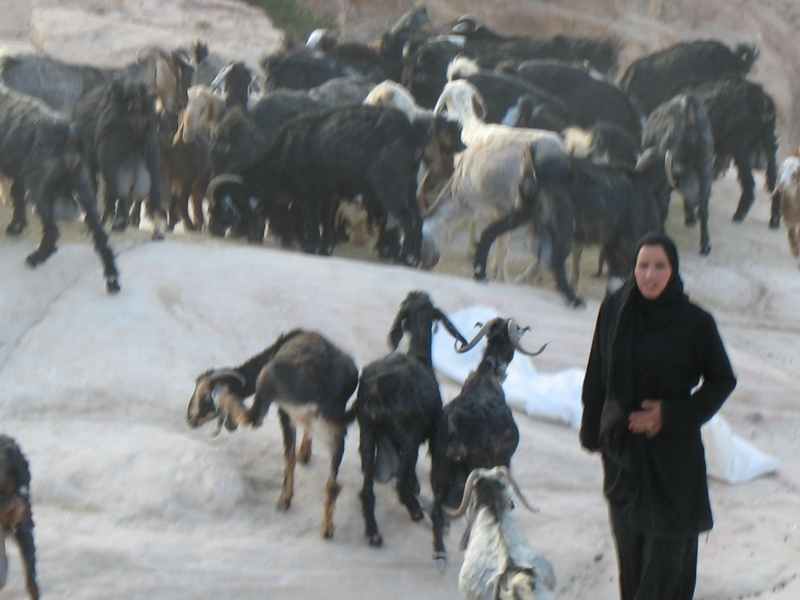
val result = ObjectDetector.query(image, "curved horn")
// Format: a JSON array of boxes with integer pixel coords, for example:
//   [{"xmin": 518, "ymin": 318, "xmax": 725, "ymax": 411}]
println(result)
[
  {"xmin": 497, "ymin": 466, "xmax": 539, "ymax": 513},
  {"xmin": 665, "ymin": 149, "xmax": 678, "ymax": 188},
  {"xmin": 206, "ymin": 174, "xmax": 244, "ymax": 201},
  {"xmin": 455, "ymin": 320, "xmax": 495, "ymax": 353},
  {"xmin": 443, "ymin": 467, "xmax": 487, "ymax": 518},
  {"xmin": 208, "ymin": 368, "xmax": 247, "ymax": 386},
  {"xmin": 433, "ymin": 309, "xmax": 468, "ymax": 348},
  {"xmin": 507, "ymin": 320, "xmax": 548, "ymax": 357}
]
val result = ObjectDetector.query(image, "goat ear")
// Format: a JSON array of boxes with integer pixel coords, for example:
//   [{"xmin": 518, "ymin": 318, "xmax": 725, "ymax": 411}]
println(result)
[
  {"xmin": 154, "ymin": 55, "xmax": 179, "ymax": 113},
  {"xmin": 471, "ymin": 93, "xmax": 487, "ymax": 121},
  {"xmin": 388, "ymin": 313, "xmax": 405, "ymax": 350}
]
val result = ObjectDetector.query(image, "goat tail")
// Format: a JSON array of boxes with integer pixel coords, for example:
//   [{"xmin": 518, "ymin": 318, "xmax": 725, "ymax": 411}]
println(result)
[{"xmin": 734, "ymin": 43, "xmax": 759, "ymax": 73}]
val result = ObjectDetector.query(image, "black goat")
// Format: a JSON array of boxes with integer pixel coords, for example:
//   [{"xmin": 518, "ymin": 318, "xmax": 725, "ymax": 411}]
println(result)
[
  {"xmin": 508, "ymin": 59, "xmax": 642, "ymax": 140},
  {"xmin": 619, "ymin": 39, "xmax": 758, "ymax": 116},
  {"xmin": 474, "ymin": 145, "xmax": 668, "ymax": 306},
  {"xmin": 449, "ymin": 14, "xmax": 619, "ymax": 75},
  {"xmin": 686, "ymin": 76, "xmax": 779, "ymax": 225},
  {"xmin": 73, "ymin": 80, "xmax": 165, "ymax": 238},
  {"xmin": 356, "ymin": 291, "xmax": 466, "ymax": 548},
  {"xmin": 0, "ymin": 435, "xmax": 38, "ymax": 600},
  {"xmin": 187, "ymin": 330, "xmax": 359, "ymax": 539},
  {"xmin": 207, "ymin": 104, "xmax": 431, "ymax": 265},
  {"xmin": 0, "ymin": 87, "xmax": 120, "ymax": 294},
  {"xmin": 430, "ymin": 318, "xmax": 547, "ymax": 564},
  {"xmin": 403, "ymin": 38, "xmax": 466, "ymax": 109},
  {"xmin": 376, "ymin": 6, "xmax": 436, "ymax": 76},
  {"xmin": 209, "ymin": 61, "xmax": 258, "ymax": 111},
  {"xmin": 0, "ymin": 47, "xmax": 193, "ymax": 116},
  {"xmin": 643, "ymin": 93, "xmax": 714, "ymax": 253}
]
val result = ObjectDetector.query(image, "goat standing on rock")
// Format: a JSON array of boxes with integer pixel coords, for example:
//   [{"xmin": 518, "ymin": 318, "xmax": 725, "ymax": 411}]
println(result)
[
  {"xmin": 431, "ymin": 318, "xmax": 547, "ymax": 564},
  {"xmin": 355, "ymin": 291, "xmax": 467, "ymax": 547},
  {"xmin": 186, "ymin": 330, "xmax": 359, "ymax": 539},
  {"xmin": 447, "ymin": 466, "xmax": 556, "ymax": 600}
]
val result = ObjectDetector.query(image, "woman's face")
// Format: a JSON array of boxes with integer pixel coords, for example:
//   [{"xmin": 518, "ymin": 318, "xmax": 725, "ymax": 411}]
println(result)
[{"xmin": 635, "ymin": 244, "xmax": 673, "ymax": 300}]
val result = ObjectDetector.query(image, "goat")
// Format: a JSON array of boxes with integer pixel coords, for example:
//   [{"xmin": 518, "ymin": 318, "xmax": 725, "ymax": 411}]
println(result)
[
  {"xmin": 73, "ymin": 79, "xmax": 166, "ymax": 238},
  {"xmin": 0, "ymin": 87, "xmax": 120, "ymax": 293},
  {"xmin": 364, "ymin": 80, "xmax": 465, "ymax": 212},
  {"xmin": 355, "ymin": 292, "xmax": 467, "ymax": 546},
  {"xmin": 449, "ymin": 13, "xmax": 619, "ymax": 75},
  {"xmin": 308, "ymin": 76, "xmax": 377, "ymax": 108},
  {"xmin": 508, "ymin": 58, "xmax": 642, "ymax": 141},
  {"xmin": 186, "ymin": 330, "xmax": 359, "ymax": 539},
  {"xmin": 643, "ymin": 93, "xmax": 714, "ymax": 254},
  {"xmin": 774, "ymin": 151, "xmax": 800, "ymax": 266},
  {"xmin": 424, "ymin": 81, "xmax": 567, "ymax": 280},
  {"xmin": 445, "ymin": 57, "xmax": 571, "ymax": 128},
  {"xmin": 0, "ymin": 47, "xmax": 192, "ymax": 116},
  {"xmin": 0, "ymin": 435, "xmax": 38, "ymax": 600},
  {"xmin": 430, "ymin": 318, "xmax": 547, "ymax": 564},
  {"xmin": 686, "ymin": 76, "xmax": 778, "ymax": 225},
  {"xmin": 356, "ymin": 291, "xmax": 467, "ymax": 547},
  {"xmin": 619, "ymin": 39, "xmax": 758, "ymax": 117},
  {"xmin": 207, "ymin": 104, "xmax": 431, "ymax": 265},
  {"xmin": 447, "ymin": 466, "xmax": 556, "ymax": 600},
  {"xmin": 473, "ymin": 146, "xmax": 669, "ymax": 306}
]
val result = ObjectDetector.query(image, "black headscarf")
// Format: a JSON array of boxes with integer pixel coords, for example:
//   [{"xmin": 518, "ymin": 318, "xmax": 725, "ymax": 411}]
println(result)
[{"xmin": 600, "ymin": 233, "xmax": 688, "ymax": 442}]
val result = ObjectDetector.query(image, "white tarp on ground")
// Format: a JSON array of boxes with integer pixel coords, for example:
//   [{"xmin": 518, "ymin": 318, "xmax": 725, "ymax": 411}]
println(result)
[{"xmin": 432, "ymin": 306, "xmax": 780, "ymax": 485}]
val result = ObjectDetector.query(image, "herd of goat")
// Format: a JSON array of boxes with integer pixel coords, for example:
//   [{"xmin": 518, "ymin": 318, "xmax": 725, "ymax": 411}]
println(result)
[
  {"xmin": 1, "ymin": 5, "xmax": 799, "ymax": 598},
  {"xmin": 0, "ymin": 6, "xmax": 796, "ymax": 303}
]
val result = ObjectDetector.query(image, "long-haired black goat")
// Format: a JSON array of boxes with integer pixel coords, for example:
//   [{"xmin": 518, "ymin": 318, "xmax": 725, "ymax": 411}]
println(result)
[
  {"xmin": 186, "ymin": 330, "xmax": 358, "ymax": 539},
  {"xmin": 355, "ymin": 291, "xmax": 466, "ymax": 547},
  {"xmin": 0, "ymin": 435, "xmax": 38, "ymax": 600},
  {"xmin": 430, "ymin": 317, "xmax": 547, "ymax": 564}
]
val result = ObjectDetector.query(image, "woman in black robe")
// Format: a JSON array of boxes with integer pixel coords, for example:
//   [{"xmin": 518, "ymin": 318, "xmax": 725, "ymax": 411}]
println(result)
[{"xmin": 580, "ymin": 232, "xmax": 737, "ymax": 600}]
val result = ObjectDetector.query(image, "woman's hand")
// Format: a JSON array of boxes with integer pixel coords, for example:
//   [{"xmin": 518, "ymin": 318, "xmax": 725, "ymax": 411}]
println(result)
[{"xmin": 629, "ymin": 399, "xmax": 662, "ymax": 438}]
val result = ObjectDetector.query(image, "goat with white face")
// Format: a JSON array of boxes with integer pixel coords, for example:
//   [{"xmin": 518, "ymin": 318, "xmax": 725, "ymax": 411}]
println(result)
[{"xmin": 447, "ymin": 466, "xmax": 556, "ymax": 600}]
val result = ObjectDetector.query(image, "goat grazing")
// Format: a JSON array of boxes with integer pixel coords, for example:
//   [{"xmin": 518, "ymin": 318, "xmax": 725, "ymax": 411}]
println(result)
[
  {"xmin": 430, "ymin": 318, "xmax": 547, "ymax": 564},
  {"xmin": 0, "ymin": 87, "xmax": 120, "ymax": 293},
  {"xmin": 0, "ymin": 435, "xmax": 38, "ymax": 600},
  {"xmin": 447, "ymin": 466, "xmax": 556, "ymax": 600},
  {"xmin": 356, "ymin": 291, "xmax": 466, "ymax": 547},
  {"xmin": 186, "ymin": 330, "xmax": 359, "ymax": 538}
]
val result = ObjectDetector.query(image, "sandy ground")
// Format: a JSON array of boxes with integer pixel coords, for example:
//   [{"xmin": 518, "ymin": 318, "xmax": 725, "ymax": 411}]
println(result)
[{"xmin": 0, "ymin": 1, "xmax": 798, "ymax": 599}]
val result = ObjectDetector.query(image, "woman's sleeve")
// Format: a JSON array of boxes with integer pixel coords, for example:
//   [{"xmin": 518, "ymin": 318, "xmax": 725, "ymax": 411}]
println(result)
[
  {"xmin": 660, "ymin": 311, "xmax": 737, "ymax": 435},
  {"xmin": 580, "ymin": 303, "xmax": 608, "ymax": 451}
]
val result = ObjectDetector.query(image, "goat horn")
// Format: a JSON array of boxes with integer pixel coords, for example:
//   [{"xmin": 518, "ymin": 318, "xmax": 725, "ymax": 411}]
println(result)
[
  {"xmin": 212, "ymin": 407, "xmax": 227, "ymax": 437},
  {"xmin": 507, "ymin": 320, "xmax": 548, "ymax": 357},
  {"xmin": 208, "ymin": 368, "xmax": 247, "ymax": 386},
  {"xmin": 443, "ymin": 467, "xmax": 488, "ymax": 518},
  {"xmin": 455, "ymin": 320, "xmax": 495, "ymax": 353},
  {"xmin": 497, "ymin": 466, "xmax": 539, "ymax": 513},
  {"xmin": 665, "ymin": 150, "xmax": 678, "ymax": 188},
  {"xmin": 206, "ymin": 174, "xmax": 244, "ymax": 201},
  {"xmin": 434, "ymin": 309, "xmax": 468, "ymax": 348}
]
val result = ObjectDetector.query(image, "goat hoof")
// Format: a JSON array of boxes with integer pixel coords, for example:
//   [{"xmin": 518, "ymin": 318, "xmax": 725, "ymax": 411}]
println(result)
[
  {"xmin": 368, "ymin": 534, "xmax": 383, "ymax": 547},
  {"xmin": 684, "ymin": 215, "xmax": 697, "ymax": 228},
  {"xmin": 276, "ymin": 497, "xmax": 291, "ymax": 511},
  {"xmin": 731, "ymin": 211, "xmax": 747, "ymax": 223},
  {"xmin": 769, "ymin": 216, "xmax": 781, "ymax": 229},
  {"xmin": 5, "ymin": 221, "xmax": 24, "ymax": 236},
  {"xmin": 433, "ymin": 553, "xmax": 447, "ymax": 571},
  {"xmin": 700, "ymin": 244, "xmax": 711, "ymax": 256},
  {"xmin": 111, "ymin": 217, "xmax": 129, "ymax": 232},
  {"xmin": 322, "ymin": 525, "xmax": 334, "ymax": 539},
  {"xmin": 106, "ymin": 277, "xmax": 121, "ymax": 295},
  {"xmin": 410, "ymin": 508, "xmax": 424, "ymax": 522}
]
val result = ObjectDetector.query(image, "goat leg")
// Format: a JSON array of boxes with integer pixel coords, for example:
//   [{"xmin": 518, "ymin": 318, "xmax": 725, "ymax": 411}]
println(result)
[
  {"xmin": 320, "ymin": 432, "xmax": 345, "ymax": 539},
  {"xmin": 732, "ymin": 152, "xmax": 755, "ymax": 222},
  {"xmin": 396, "ymin": 443, "xmax": 424, "ymax": 522},
  {"xmin": 14, "ymin": 520, "xmax": 38, "ymax": 600},
  {"xmin": 276, "ymin": 409, "xmax": 296, "ymax": 510},
  {"xmin": 26, "ymin": 191, "xmax": 59, "ymax": 268},
  {"xmin": 5, "ymin": 179, "xmax": 27, "ymax": 236},
  {"xmin": 358, "ymin": 427, "xmax": 383, "ymax": 546},
  {"xmin": 297, "ymin": 430, "xmax": 312, "ymax": 465}
]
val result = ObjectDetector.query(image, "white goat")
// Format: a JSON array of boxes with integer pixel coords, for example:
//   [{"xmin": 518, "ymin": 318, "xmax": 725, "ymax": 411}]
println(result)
[
  {"xmin": 447, "ymin": 466, "xmax": 556, "ymax": 600},
  {"xmin": 424, "ymin": 80, "xmax": 566, "ymax": 280}
]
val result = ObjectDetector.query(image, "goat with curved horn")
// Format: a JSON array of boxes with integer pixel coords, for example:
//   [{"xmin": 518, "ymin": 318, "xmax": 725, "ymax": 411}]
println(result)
[
  {"xmin": 507, "ymin": 320, "xmax": 549, "ymax": 357},
  {"xmin": 454, "ymin": 320, "xmax": 496, "ymax": 353}
]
